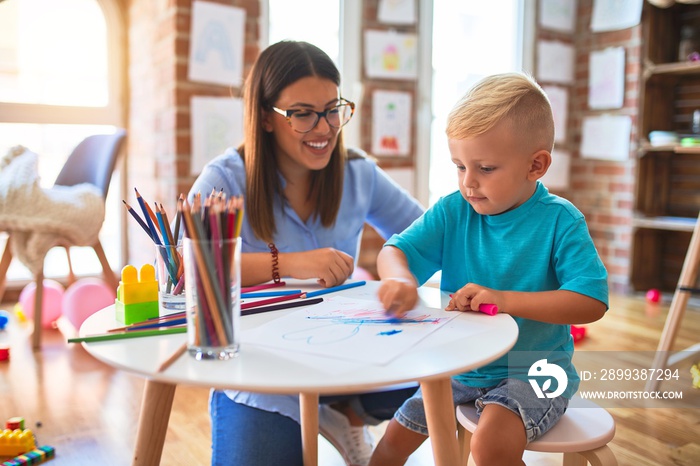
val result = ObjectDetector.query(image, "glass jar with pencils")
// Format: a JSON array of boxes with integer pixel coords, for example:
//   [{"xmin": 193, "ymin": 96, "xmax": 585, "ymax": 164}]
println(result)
[
  {"xmin": 180, "ymin": 191, "xmax": 244, "ymax": 360},
  {"xmin": 183, "ymin": 236, "xmax": 242, "ymax": 360},
  {"xmin": 155, "ymin": 242, "xmax": 185, "ymax": 314}
]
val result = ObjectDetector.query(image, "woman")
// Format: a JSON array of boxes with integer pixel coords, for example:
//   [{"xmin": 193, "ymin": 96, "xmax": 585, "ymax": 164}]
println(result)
[{"xmin": 189, "ymin": 41, "xmax": 424, "ymax": 466}]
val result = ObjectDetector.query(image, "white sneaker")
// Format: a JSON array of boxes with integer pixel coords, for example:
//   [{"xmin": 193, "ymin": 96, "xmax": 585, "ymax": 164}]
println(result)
[{"xmin": 318, "ymin": 404, "xmax": 375, "ymax": 466}]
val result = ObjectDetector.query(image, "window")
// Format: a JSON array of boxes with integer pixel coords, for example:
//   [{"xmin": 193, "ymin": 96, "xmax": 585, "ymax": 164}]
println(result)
[
  {"xmin": 0, "ymin": 0, "xmax": 124, "ymax": 282},
  {"xmin": 266, "ymin": 0, "xmax": 340, "ymax": 64},
  {"xmin": 424, "ymin": 0, "xmax": 531, "ymax": 205}
]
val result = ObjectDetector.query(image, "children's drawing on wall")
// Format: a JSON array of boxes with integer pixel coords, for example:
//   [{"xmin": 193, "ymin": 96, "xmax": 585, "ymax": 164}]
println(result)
[
  {"xmin": 591, "ymin": 0, "xmax": 642, "ymax": 32},
  {"xmin": 190, "ymin": 96, "xmax": 243, "ymax": 175},
  {"xmin": 537, "ymin": 40, "xmax": 574, "ymax": 84},
  {"xmin": 372, "ymin": 90, "xmax": 412, "ymax": 157},
  {"xmin": 542, "ymin": 85, "xmax": 569, "ymax": 144},
  {"xmin": 539, "ymin": 0, "xmax": 576, "ymax": 34},
  {"xmin": 188, "ymin": 1, "xmax": 245, "ymax": 87},
  {"xmin": 588, "ymin": 47, "xmax": 625, "ymax": 110},
  {"xmin": 364, "ymin": 30, "xmax": 418, "ymax": 80},
  {"xmin": 242, "ymin": 296, "xmax": 462, "ymax": 365},
  {"xmin": 378, "ymin": 0, "xmax": 416, "ymax": 25},
  {"xmin": 581, "ymin": 115, "xmax": 631, "ymax": 161}
]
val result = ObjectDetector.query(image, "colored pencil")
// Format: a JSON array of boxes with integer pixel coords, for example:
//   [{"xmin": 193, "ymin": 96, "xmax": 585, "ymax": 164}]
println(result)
[
  {"xmin": 241, "ymin": 290, "xmax": 302, "ymax": 298},
  {"xmin": 125, "ymin": 318, "xmax": 187, "ymax": 331},
  {"xmin": 241, "ymin": 292, "xmax": 304, "ymax": 310},
  {"xmin": 241, "ymin": 297, "xmax": 323, "ymax": 316},
  {"xmin": 302, "ymin": 281, "xmax": 366, "ymax": 298},
  {"xmin": 68, "ymin": 326, "xmax": 186, "ymax": 343},
  {"xmin": 135, "ymin": 188, "xmax": 162, "ymax": 245},
  {"xmin": 157, "ymin": 342, "xmax": 188, "ymax": 372},
  {"xmin": 242, "ymin": 282, "xmax": 287, "ymax": 293},
  {"xmin": 122, "ymin": 200, "xmax": 153, "ymax": 241}
]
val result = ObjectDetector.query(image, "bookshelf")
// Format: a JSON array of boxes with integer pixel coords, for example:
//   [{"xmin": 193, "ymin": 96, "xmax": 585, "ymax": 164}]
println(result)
[{"xmin": 632, "ymin": 2, "xmax": 700, "ymax": 291}]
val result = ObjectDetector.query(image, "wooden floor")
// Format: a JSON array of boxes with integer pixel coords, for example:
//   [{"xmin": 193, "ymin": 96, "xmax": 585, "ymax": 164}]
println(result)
[{"xmin": 1, "ymin": 292, "xmax": 699, "ymax": 466}]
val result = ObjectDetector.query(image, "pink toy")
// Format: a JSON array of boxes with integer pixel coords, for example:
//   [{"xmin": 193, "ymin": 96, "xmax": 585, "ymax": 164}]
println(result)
[
  {"xmin": 62, "ymin": 278, "xmax": 116, "ymax": 329},
  {"xmin": 18, "ymin": 280, "xmax": 64, "ymax": 329},
  {"xmin": 646, "ymin": 288, "xmax": 661, "ymax": 304},
  {"xmin": 571, "ymin": 325, "xmax": 587, "ymax": 343}
]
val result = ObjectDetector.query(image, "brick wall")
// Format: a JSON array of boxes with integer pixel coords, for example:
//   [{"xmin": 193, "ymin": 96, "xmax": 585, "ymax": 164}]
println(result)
[
  {"xmin": 565, "ymin": 0, "xmax": 640, "ymax": 294},
  {"xmin": 126, "ymin": 0, "xmax": 260, "ymax": 265},
  {"xmin": 355, "ymin": 0, "xmax": 421, "ymax": 278}
]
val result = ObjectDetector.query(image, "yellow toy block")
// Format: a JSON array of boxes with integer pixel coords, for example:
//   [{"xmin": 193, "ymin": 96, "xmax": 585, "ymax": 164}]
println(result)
[
  {"xmin": 0, "ymin": 428, "xmax": 36, "ymax": 457},
  {"xmin": 115, "ymin": 264, "xmax": 159, "ymax": 324},
  {"xmin": 117, "ymin": 264, "xmax": 158, "ymax": 305}
]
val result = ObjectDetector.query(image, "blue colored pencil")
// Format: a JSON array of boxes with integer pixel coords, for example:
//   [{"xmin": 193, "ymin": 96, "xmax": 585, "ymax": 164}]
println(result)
[
  {"xmin": 241, "ymin": 290, "xmax": 302, "ymax": 298},
  {"xmin": 125, "ymin": 318, "xmax": 187, "ymax": 331},
  {"xmin": 135, "ymin": 188, "xmax": 162, "ymax": 245},
  {"xmin": 122, "ymin": 200, "xmax": 153, "ymax": 241},
  {"xmin": 303, "ymin": 281, "xmax": 367, "ymax": 298}
]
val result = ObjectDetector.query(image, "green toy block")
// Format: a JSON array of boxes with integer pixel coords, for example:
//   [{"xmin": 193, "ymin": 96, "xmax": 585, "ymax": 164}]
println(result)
[{"xmin": 115, "ymin": 299, "xmax": 159, "ymax": 325}]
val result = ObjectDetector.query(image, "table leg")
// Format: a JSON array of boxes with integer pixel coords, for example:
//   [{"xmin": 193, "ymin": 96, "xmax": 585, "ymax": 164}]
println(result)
[
  {"xmin": 132, "ymin": 380, "xmax": 177, "ymax": 466},
  {"xmin": 299, "ymin": 392, "xmax": 319, "ymax": 466},
  {"xmin": 421, "ymin": 378, "xmax": 459, "ymax": 466}
]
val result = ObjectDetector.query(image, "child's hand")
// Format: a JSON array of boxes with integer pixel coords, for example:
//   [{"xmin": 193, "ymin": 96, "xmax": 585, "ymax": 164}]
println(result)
[
  {"xmin": 447, "ymin": 283, "xmax": 503, "ymax": 314},
  {"xmin": 377, "ymin": 278, "xmax": 418, "ymax": 317}
]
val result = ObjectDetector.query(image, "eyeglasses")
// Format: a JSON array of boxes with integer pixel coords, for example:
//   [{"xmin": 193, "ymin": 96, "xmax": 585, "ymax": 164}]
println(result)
[{"xmin": 271, "ymin": 99, "xmax": 355, "ymax": 133}]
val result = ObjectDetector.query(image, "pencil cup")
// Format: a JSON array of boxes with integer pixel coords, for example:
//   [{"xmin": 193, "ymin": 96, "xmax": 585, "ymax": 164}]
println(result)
[
  {"xmin": 155, "ymin": 243, "xmax": 185, "ymax": 315},
  {"xmin": 183, "ymin": 237, "xmax": 241, "ymax": 360}
]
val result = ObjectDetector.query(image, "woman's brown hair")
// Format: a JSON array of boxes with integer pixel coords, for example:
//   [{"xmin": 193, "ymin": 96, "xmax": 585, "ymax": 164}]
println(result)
[{"xmin": 239, "ymin": 41, "xmax": 348, "ymax": 242}]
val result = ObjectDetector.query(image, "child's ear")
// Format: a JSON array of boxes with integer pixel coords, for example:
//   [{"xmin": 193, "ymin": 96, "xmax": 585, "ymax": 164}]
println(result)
[{"xmin": 528, "ymin": 150, "xmax": 552, "ymax": 180}]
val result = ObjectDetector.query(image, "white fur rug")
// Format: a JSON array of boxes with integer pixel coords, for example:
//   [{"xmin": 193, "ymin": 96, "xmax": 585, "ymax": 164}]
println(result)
[{"xmin": 0, "ymin": 146, "xmax": 105, "ymax": 274}]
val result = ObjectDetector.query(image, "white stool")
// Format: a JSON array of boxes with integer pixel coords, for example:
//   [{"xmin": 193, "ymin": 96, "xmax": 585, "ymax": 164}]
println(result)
[{"xmin": 456, "ymin": 396, "xmax": 617, "ymax": 466}]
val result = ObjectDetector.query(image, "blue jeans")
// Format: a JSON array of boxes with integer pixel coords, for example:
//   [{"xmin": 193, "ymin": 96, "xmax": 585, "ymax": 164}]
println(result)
[
  {"xmin": 395, "ymin": 378, "xmax": 569, "ymax": 443},
  {"xmin": 210, "ymin": 386, "xmax": 418, "ymax": 466}
]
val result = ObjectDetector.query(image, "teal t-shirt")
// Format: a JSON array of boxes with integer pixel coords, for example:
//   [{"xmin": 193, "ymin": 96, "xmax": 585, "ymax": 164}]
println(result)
[{"xmin": 385, "ymin": 181, "xmax": 609, "ymax": 398}]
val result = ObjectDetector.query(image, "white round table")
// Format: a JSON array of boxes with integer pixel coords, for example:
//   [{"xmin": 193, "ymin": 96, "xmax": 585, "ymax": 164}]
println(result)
[{"xmin": 79, "ymin": 280, "xmax": 518, "ymax": 466}]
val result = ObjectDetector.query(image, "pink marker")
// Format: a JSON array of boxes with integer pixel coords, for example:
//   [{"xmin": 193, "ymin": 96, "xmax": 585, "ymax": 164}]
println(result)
[
  {"xmin": 449, "ymin": 294, "xmax": 498, "ymax": 316},
  {"xmin": 478, "ymin": 304, "xmax": 498, "ymax": 316}
]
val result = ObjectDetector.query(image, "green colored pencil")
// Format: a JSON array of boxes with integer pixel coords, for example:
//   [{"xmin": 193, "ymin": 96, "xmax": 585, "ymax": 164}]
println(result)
[{"xmin": 68, "ymin": 326, "xmax": 186, "ymax": 343}]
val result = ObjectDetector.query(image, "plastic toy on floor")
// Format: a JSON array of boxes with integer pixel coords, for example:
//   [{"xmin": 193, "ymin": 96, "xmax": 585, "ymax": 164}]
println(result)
[
  {"xmin": 571, "ymin": 325, "xmax": 587, "ymax": 343},
  {"xmin": 691, "ymin": 362, "xmax": 700, "ymax": 389},
  {"xmin": 0, "ymin": 428, "xmax": 35, "ymax": 457},
  {"xmin": 1, "ymin": 445, "xmax": 55, "ymax": 466}
]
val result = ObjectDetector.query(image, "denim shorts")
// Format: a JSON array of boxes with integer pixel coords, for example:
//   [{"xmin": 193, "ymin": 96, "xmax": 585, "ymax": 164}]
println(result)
[{"xmin": 394, "ymin": 378, "xmax": 569, "ymax": 443}]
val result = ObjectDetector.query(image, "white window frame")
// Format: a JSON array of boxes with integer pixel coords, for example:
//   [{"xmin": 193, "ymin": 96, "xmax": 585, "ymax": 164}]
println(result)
[{"xmin": 0, "ymin": 0, "xmax": 125, "ymax": 126}]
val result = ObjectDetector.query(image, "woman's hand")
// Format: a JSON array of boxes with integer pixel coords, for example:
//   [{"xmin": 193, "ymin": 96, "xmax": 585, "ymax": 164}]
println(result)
[
  {"xmin": 446, "ymin": 283, "xmax": 504, "ymax": 313},
  {"xmin": 377, "ymin": 277, "xmax": 418, "ymax": 317},
  {"xmin": 282, "ymin": 248, "xmax": 354, "ymax": 287}
]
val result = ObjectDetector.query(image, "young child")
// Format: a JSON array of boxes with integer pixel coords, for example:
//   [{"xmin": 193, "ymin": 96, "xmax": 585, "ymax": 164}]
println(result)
[{"xmin": 370, "ymin": 72, "xmax": 609, "ymax": 466}]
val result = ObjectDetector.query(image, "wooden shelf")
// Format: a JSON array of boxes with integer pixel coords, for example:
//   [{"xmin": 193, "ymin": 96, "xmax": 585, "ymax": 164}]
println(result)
[
  {"xmin": 645, "ymin": 61, "xmax": 700, "ymax": 77},
  {"xmin": 639, "ymin": 142, "xmax": 700, "ymax": 155},
  {"xmin": 632, "ymin": 216, "xmax": 697, "ymax": 232}
]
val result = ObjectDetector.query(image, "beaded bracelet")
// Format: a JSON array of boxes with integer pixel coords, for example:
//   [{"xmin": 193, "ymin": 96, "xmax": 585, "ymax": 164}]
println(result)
[{"xmin": 268, "ymin": 242, "xmax": 281, "ymax": 283}]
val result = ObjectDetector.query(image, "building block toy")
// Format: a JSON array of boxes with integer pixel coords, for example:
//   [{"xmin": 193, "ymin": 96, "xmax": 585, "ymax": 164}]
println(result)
[
  {"xmin": 691, "ymin": 362, "xmax": 700, "ymax": 389},
  {"xmin": 1, "ymin": 445, "xmax": 55, "ymax": 466},
  {"xmin": 0, "ymin": 429, "xmax": 36, "ymax": 457},
  {"xmin": 5, "ymin": 418, "xmax": 23, "ymax": 431},
  {"xmin": 115, "ymin": 264, "xmax": 159, "ymax": 324}
]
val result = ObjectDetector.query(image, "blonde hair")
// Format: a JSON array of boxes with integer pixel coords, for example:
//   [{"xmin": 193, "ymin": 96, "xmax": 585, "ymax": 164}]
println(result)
[{"xmin": 446, "ymin": 72, "xmax": 555, "ymax": 153}]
